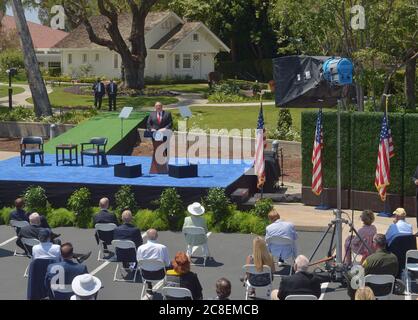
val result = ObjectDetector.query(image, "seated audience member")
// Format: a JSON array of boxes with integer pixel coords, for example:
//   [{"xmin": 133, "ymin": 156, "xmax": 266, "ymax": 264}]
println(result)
[
  {"xmin": 166, "ymin": 251, "xmax": 203, "ymax": 300},
  {"xmin": 45, "ymin": 243, "xmax": 89, "ymax": 299},
  {"xmin": 265, "ymin": 210, "xmax": 298, "ymax": 261},
  {"xmin": 214, "ymin": 278, "xmax": 231, "ymax": 300},
  {"xmin": 94, "ymin": 197, "xmax": 119, "ymax": 252},
  {"xmin": 244, "ymin": 236, "xmax": 275, "ymax": 296},
  {"xmin": 344, "ymin": 210, "xmax": 377, "ymax": 264},
  {"xmin": 70, "ymin": 274, "xmax": 102, "ymax": 300},
  {"xmin": 137, "ymin": 229, "xmax": 171, "ymax": 295},
  {"xmin": 183, "ymin": 202, "xmax": 210, "ymax": 258},
  {"xmin": 113, "ymin": 210, "xmax": 143, "ymax": 248},
  {"xmin": 271, "ymin": 255, "xmax": 321, "ymax": 300},
  {"xmin": 386, "ymin": 208, "xmax": 413, "ymax": 246},
  {"xmin": 10, "ymin": 198, "xmax": 52, "ymax": 231},
  {"xmin": 32, "ymin": 229, "xmax": 61, "ymax": 262},
  {"xmin": 355, "ymin": 287, "xmax": 376, "ymax": 300}
]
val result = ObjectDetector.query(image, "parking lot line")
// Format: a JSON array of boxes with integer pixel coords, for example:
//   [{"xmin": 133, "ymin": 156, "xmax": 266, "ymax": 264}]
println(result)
[
  {"xmin": 0, "ymin": 236, "xmax": 17, "ymax": 247},
  {"xmin": 319, "ymin": 282, "xmax": 329, "ymax": 300}
]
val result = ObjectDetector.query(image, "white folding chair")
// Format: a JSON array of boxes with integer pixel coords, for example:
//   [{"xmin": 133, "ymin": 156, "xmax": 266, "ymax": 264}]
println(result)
[
  {"xmin": 10, "ymin": 220, "xmax": 30, "ymax": 256},
  {"xmin": 364, "ymin": 274, "xmax": 395, "ymax": 300},
  {"xmin": 266, "ymin": 236, "xmax": 296, "ymax": 277},
  {"xmin": 137, "ymin": 259, "xmax": 167, "ymax": 299},
  {"xmin": 95, "ymin": 223, "xmax": 117, "ymax": 261},
  {"xmin": 21, "ymin": 238, "xmax": 40, "ymax": 277},
  {"xmin": 242, "ymin": 264, "xmax": 273, "ymax": 300},
  {"xmin": 162, "ymin": 287, "xmax": 193, "ymax": 300},
  {"xmin": 285, "ymin": 295, "xmax": 318, "ymax": 300},
  {"xmin": 405, "ymin": 250, "xmax": 418, "ymax": 295},
  {"xmin": 182, "ymin": 226, "xmax": 210, "ymax": 267},
  {"xmin": 111, "ymin": 240, "xmax": 138, "ymax": 282}
]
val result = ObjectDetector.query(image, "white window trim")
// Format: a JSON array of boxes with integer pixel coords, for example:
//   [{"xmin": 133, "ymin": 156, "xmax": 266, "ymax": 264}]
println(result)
[
  {"xmin": 192, "ymin": 33, "xmax": 199, "ymax": 42},
  {"xmin": 68, "ymin": 53, "xmax": 72, "ymax": 65},
  {"xmin": 82, "ymin": 53, "xmax": 88, "ymax": 63},
  {"xmin": 95, "ymin": 53, "xmax": 100, "ymax": 62},
  {"xmin": 174, "ymin": 53, "xmax": 193, "ymax": 70}
]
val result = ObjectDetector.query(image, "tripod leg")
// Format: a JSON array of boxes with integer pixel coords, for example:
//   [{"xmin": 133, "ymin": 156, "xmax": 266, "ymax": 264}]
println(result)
[
  {"xmin": 327, "ymin": 225, "xmax": 337, "ymax": 258},
  {"xmin": 309, "ymin": 223, "xmax": 334, "ymax": 262}
]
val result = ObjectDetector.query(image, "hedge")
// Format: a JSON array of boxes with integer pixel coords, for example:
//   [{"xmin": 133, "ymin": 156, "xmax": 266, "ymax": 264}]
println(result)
[{"xmin": 302, "ymin": 111, "xmax": 418, "ymax": 197}]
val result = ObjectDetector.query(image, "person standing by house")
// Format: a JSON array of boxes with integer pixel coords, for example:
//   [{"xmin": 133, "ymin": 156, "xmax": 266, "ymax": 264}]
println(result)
[
  {"xmin": 413, "ymin": 166, "xmax": 418, "ymax": 227},
  {"xmin": 93, "ymin": 78, "xmax": 105, "ymax": 110},
  {"xmin": 106, "ymin": 79, "xmax": 118, "ymax": 111}
]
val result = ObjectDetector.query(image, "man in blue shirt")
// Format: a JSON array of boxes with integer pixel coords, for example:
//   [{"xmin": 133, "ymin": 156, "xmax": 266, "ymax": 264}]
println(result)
[{"xmin": 386, "ymin": 208, "xmax": 413, "ymax": 246}]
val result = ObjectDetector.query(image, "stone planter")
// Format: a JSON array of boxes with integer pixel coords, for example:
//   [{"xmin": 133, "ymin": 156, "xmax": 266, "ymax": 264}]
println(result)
[
  {"xmin": 302, "ymin": 186, "xmax": 350, "ymax": 209},
  {"xmin": 404, "ymin": 196, "xmax": 417, "ymax": 217},
  {"xmin": 0, "ymin": 121, "xmax": 75, "ymax": 138},
  {"xmin": 350, "ymin": 190, "xmax": 402, "ymax": 213}
]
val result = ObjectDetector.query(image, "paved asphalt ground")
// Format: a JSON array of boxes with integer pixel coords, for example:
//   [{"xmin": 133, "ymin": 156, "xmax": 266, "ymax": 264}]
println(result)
[{"xmin": 0, "ymin": 225, "xmax": 409, "ymax": 300}]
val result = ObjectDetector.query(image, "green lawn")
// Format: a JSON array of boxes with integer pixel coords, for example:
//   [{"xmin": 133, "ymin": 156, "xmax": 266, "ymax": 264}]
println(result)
[
  {"xmin": 27, "ymin": 86, "xmax": 179, "ymax": 109},
  {"xmin": 147, "ymin": 83, "xmax": 210, "ymax": 94},
  {"xmin": 172, "ymin": 105, "xmax": 334, "ymax": 135},
  {"xmin": 0, "ymin": 85, "xmax": 25, "ymax": 98}
]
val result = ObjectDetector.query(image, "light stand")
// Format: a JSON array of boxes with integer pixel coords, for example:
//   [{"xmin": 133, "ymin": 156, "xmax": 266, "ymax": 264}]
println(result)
[{"xmin": 6, "ymin": 68, "xmax": 17, "ymax": 110}]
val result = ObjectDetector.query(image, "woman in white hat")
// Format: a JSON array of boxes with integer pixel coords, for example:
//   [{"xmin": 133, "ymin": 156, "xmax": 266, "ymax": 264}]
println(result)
[
  {"xmin": 70, "ymin": 274, "xmax": 102, "ymax": 300},
  {"xmin": 182, "ymin": 202, "xmax": 210, "ymax": 259}
]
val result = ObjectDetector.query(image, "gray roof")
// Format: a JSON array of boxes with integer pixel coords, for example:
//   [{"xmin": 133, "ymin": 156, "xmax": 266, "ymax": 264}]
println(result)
[{"xmin": 151, "ymin": 22, "xmax": 201, "ymax": 50}]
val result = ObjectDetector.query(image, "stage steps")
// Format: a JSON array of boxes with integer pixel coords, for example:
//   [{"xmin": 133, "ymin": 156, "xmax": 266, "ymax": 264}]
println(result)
[{"xmin": 44, "ymin": 111, "xmax": 148, "ymax": 154}]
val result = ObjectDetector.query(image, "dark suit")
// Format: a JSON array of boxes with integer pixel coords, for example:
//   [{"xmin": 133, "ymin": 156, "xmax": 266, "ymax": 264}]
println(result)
[
  {"xmin": 94, "ymin": 209, "xmax": 119, "ymax": 247},
  {"xmin": 146, "ymin": 110, "xmax": 173, "ymax": 174},
  {"xmin": 276, "ymin": 271, "xmax": 322, "ymax": 300},
  {"xmin": 114, "ymin": 223, "xmax": 143, "ymax": 248},
  {"xmin": 414, "ymin": 166, "xmax": 418, "ymax": 226},
  {"xmin": 106, "ymin": 82, "xmax": 118, "ymax": 111},
  {"xmin": 10, "ymin": 209, "xmax": 50, "ymax": 230},
  {"xmin": 93, "ymin": 82, "xmax": 106, "ymax": 109},
  {"xmin": 45, "ymin": 259, "xmax": 88, "ymax": 300}
]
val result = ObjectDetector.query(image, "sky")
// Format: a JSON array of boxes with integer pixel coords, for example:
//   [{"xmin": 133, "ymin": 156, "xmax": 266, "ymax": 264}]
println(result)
[{"xmin": 6, "ymin": 7, "xmax": 41, "ymax": 24}]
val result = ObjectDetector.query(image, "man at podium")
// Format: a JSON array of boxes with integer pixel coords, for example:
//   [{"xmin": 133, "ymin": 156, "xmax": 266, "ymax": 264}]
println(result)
[{"xmin": 146, "ymin": 102, "xmax": 173, "ymax": 174}]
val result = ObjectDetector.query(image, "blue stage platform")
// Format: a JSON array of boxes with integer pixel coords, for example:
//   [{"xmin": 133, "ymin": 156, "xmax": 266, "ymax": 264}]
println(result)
[{"xmin": 0, "ymin": 155, "xmax": 256, "ymax": 207}]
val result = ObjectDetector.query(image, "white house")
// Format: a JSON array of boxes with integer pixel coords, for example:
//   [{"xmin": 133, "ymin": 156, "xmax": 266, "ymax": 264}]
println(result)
[{"xmin": 54, "ymin": 11, "xmax": 230, "ymax": 80}]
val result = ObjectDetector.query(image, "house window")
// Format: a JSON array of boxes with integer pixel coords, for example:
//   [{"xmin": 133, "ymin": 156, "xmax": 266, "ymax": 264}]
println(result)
[
  {"xmin": 68, "ymin": 53, "xmax": 72, "ymax": 64},
  {"xmin": 157, "ymin": 54, "xmax": 165, "ymax": 60},
  {"xmin": 48, "ymin": 62, "xmax": 61, "ymax": 68},
  {"xmin": 114, "ymin": 54, "xmax": 119, "ymax": 69},
  {"xmin": 174, "ymin": 54, "xmax": 180, "ymax": 69},
  {"xmin": 192, "ymin": 34, "xmax": 199, "ymax": 42},
  {"xmin": 82, "ymin": 54, "xmax": 88, "ymax": 63},
  {"xmin": 95, "ymin": 53, "xmax": 100, "ymax": 62},
  {"xmin": 183, "ymin": 54, "xmax": 191, "ymax": 69}
]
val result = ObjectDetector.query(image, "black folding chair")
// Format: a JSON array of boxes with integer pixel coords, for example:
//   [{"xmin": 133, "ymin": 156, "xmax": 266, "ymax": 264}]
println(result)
[
  {"xmin": 80, "ymin": 137, "xmax": 108, "ymax": 166},
  {"xmin": 20, "ymin": 136, "xmax": 44, "ymax": 166}
]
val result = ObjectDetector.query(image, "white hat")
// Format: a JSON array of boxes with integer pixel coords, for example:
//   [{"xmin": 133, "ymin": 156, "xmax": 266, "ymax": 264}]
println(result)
[
  {"xmin": 187, "ymin": 202, "xmax": 205, "ymax": 216},
  {"xmin": 71, "ymin": 274, "xmax": 102, "ymax": 297}
]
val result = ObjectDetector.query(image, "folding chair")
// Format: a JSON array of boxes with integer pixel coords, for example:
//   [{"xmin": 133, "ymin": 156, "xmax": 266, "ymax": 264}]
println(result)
[
  {"xmin": 95, "ymin": 223, "xmax": 117, "ymax": 261},
  {"xmin": 242, "ymin": 264, "xmax": 273, "ymax": 300},
  {"xmin": 162, "ymin": 287, "xmax": 193, "ymax": 300},
  {"xmin": 111, "ymin": 240, "xmax": 138, "ymax": 282},
  {"xmin": 405, "ymin": 250, "xmax": 418, "ymax": 295},
  {"xmin": 21, "ymin": 238, "xmax": 40, "ymax": 277},
  {"xmin": 266, "ymin": 236, "xmax": 296, "ymax": 277},
  {"xmin": 364, "ymin": 274, "xmax": 395, "ymax": 300},
  {"xmin": 10, "ymin": 220, "xmax": 30, "ymax": 256},
  {"xmin": 50, "ymin": 284, "xmax": 74, "ymax": 300},
  {"xmin": 285, "ymin": 295, "xmax": 318, "ymax": 300},
  {"xmin": 138, "ymin": 259, "xmax": 167, "ymax": 299},
  {"xmin": 182, "ymin": 226, "xmax": 210, "ymax": 267}
]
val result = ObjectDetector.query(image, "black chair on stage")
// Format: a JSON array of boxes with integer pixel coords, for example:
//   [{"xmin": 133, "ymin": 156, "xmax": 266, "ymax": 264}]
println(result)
[
  {"xmin": 81, "ymin": 137, "xmax": 108, "ymax": 166},
  {"xmin": 20, "ymin": 136, "xmax": 44, "ymax": 166}
]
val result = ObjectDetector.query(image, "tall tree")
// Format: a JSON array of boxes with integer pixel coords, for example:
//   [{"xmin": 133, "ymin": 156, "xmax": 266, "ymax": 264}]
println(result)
[
  {"xmin": 62, "ymin": 0, "xmax": 158, "ymax": 90},
  {"xmin": 11, "ymin": 0, "xmax": 52, "ymax": 116}
]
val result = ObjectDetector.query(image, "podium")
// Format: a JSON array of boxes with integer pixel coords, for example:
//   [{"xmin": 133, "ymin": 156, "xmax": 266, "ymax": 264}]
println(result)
[{"xmin": 114, "ymin": 107, "xmax": 142, "ymax": 178}]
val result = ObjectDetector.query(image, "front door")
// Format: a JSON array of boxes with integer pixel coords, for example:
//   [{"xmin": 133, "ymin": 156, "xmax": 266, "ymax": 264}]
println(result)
[{"xmin": 192, "ymin": 54, "xmax": 201, "ymax": 79}]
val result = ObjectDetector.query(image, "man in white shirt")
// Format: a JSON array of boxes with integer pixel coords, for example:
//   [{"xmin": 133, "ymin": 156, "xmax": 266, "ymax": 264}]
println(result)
[
  {"xmin": 32, "ymin": 228, "xmax": 61, "ymax": 262},
  {"xmin": 137, "ymin": 229, "xmax": 170, "ymax": 296},
  {"xmin": 386, "ymin": 208, "xmax": 413, "ymax": 246}
]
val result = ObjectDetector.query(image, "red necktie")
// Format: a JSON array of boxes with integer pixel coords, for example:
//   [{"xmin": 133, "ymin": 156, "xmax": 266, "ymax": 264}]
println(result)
[{"xmin": 157, "ymin": 112, "xmax": 162, "ymax": 124}]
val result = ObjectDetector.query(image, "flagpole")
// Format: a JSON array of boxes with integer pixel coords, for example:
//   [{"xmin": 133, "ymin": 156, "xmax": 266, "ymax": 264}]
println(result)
[
  {"xmin": 381, "ymin": 94, "xmax": 393, "ymax": 216},
  {"xmin": 260, "ymin": 90, "xmax": 264, "ymax": 200}
]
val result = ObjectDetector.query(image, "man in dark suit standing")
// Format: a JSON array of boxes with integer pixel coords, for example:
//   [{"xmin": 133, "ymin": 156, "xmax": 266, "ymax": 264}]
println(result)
[
  {"xmin": 413, "ymin": 166, "xmax": 418, "ymax": 227},
  {"xmin": 146, "ymin": 102, "xmax": 173, "ymax": 174},
  {"xmin": 93, "ymin": 78, "xmax": 106, "ymax": 110},
  {"xmin": 106, "ymin": 79, "xmax": 118, "ymax": 111},
  {"xmin": 93, "ymin": 197, "xmax": 119, "ymax": 252}
]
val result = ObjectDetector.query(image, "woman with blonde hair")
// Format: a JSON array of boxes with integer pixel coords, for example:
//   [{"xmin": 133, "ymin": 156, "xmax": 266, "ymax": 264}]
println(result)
[
  {"xmin": 244, "ymin": 237, "xmax": 275, "ymax": 296},
  {"xmin": 355, "ymin": 287, "xmax": 375, "ymax": 300}
]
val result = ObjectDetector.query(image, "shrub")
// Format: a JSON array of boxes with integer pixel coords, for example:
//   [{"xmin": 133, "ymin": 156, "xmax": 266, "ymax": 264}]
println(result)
[
  {"xmin": 203, "ymin": 188, "xmax": 231, "ymax": 225},
  {"xmin": 48, "ymin": 208, "xmax": 76, "ymax": 228},
  {"xmin": 115, "ymin": 185, "xmax": 138, "ymax": 220},
  {"xmin": 158, "ymin": 188, "xmax": 185, "ymax": 231},
  {"xmin": 23, "ymin": 186, "xmax": 48, "ymax": 215},
  {"xmin": 133, "ymin": 209, "xmax": 169, "ymax": 231},
  {"xmin": 251, "ymin": 198, "xmax": 274, "ymax": 218},
  {"xmin": 0, "ymin": 207, "xmax": 13, "ymax": 225},
  {"xmin": 0, "ymin": 49, "xmax": 25, "ymax": 73},
  {"xmin": 207, "ymin": 93, "xmax": 248, "ymax": 103},
  {"xmin": 227, "ymin": 210, "xmax": 268, "ymax": 235},
  {"xmin": 271, "ymin": 108, "xmax": 297, "ymax": 141},
  {"xmin": 67, "ymin": 188, "xmax": 93, "ymax": 228},
  {"xmin": 211, "ymin": 82, "xmax": 240, "ymax": 95}
]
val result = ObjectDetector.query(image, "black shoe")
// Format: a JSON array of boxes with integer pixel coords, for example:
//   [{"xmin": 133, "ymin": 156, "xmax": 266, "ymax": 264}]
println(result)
[{"xmin": 77, "ymin": 251, "xmax": 92, "ymax": 264}]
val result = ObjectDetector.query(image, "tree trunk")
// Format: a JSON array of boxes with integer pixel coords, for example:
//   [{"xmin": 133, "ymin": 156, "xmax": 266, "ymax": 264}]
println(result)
[
  {"xmin": 405, "ymin": 57, "xmax": 416, "ymax": 111},
  {"xmin": 356, "ymin": 84, "xmax": 364, "ymax": 111},
  {"xmin": 230, "ymin": 37, "xmax": 238, "ymax": 63},
  {"xmin": 12, "ymin": 0, "xmax": 52, "ymax": 117}
]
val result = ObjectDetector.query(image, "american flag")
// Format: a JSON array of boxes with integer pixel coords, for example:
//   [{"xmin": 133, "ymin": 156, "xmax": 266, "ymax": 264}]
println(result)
[
  {"xmin": 255, "ymin": 105, "xmax": 267, "ymax": 189},
  {"xmin": 375, "ymin": 114, "xmax": 395, "ymax": 201},
  {"xmin": 312, "ymin": 109, "xmax": 324, "ymax": 196}
]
